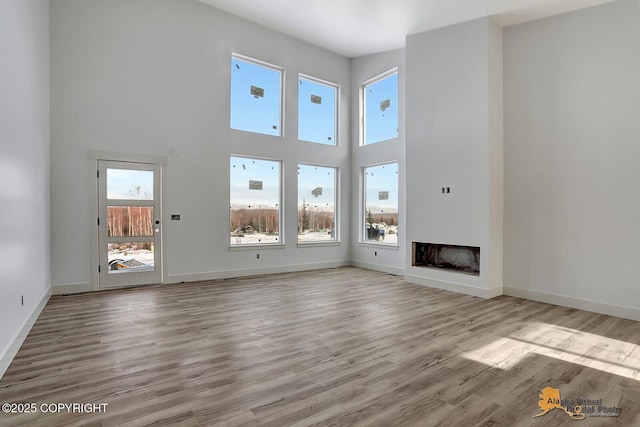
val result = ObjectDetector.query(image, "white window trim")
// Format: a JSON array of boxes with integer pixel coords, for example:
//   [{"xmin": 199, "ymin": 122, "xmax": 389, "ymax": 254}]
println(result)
[
  {"xmin": 87, "ymin": 150, "xmax": 168, "ymax": 291},
  {"xmin": 360, "ymin": 160, "xmax": 399, "ymax": 247},
  {"xmin": 360, "ymin": 67, "xmax": 399, "ymax": 147},
  {"xmin": 229, "ymin": 154, "xmax": 285, "ymax": 248},
  {"xmin": 296, "ymin": 162, "xmax": 340, "ymax": 244},
  {"xmin": 298, "ymin": 73, "xmax": 340, "ymax": 146},
  {"xmin": 231, "ymin": 53, "xmax": 286, "ymax": 138}
]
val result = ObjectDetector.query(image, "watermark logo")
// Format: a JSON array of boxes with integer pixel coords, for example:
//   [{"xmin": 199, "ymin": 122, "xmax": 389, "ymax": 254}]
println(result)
[{"xmin": 534, "ymin": 387, "xmax": 622, "ymax": 420}]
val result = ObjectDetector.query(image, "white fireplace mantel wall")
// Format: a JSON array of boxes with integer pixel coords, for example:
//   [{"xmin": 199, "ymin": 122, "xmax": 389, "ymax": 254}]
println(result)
[{"xmin": 404, "ymin": 17, "xmax": 504, "ymax": 298}]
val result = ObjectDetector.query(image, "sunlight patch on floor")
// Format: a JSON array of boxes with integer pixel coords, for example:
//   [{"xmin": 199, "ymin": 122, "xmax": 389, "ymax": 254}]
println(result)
[{"xmin": 462, "ymin": 321, "xmax": 640, "ymax": 380}]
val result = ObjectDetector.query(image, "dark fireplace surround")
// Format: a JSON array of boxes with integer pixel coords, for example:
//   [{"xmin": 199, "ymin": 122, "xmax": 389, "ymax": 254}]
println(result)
[{"xmin": 412, "ymin": 242, "xmax": 480, "ymax": 276}]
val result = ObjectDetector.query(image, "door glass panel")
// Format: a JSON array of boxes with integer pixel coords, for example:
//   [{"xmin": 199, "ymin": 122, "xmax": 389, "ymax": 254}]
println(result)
[
  {"xmin": 107, "ymin": 242, "xmax": 155, "ymax": 274},
  {"xmin": 107, "ymin": 206, "xmax": 154, "ymax": 237},
  {"xmin": 107, "ymin": 169, "xmax": 154, "ymax": 200}
]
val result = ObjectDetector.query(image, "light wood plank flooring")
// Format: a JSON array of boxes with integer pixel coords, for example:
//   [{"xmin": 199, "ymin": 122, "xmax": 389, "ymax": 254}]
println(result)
[{"xmin": 1, "ymin": 267, "xmax": 639, "ymax": 426}]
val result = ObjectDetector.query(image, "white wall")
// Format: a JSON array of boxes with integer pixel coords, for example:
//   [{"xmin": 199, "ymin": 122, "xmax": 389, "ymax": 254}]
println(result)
[
  {"xmin": 0, "ymin": 0, "xmax": 51, "ymax": 377},
  {"xmin": 404, "ymin": 18, "xmax": 503, "ymax": 298},
  {"xmin": 504, "ymin": 0, "xmax": 640, "ymax": 319},
  {"xmin": 349, "ymin": 49, "xmax": 407, "ymax": 275},
  {"xmin": 50, "ymin": 0, "xmax": 351, "ymax": 291}
]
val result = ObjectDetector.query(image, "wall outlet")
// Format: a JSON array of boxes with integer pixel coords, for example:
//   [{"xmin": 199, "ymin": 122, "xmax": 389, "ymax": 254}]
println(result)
[{"xmin": 256, "ymin": 253, "xmax": 260, "ymax": 259}]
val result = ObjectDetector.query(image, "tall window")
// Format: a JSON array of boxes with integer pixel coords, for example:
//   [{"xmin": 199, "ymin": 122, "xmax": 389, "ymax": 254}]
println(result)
[
  {"xmin": 298, "ymin": 75, "xmax": 338, "ymax": 145},
  {"xmin": 363, "ymin": 162, "xmax": 398, "ymax": 244},
  {"xmin": 298, "ymin": 164, "xmax": 337, "ymax": 242},
  {"xmin": 230, "ymin": 55, "xmax": 283, "ymax": 137},
  {"xmin": 230, "ymin": 156, "xmax": 282, "ymax": 245},
  {"xmin": 363, "ymin": 69, "xmax": 398, "ymax": 145}
]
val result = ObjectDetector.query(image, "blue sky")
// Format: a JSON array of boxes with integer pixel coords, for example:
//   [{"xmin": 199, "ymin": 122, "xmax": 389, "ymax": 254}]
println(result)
[
  {"xmin": 298, "ymin": 78, "xmax": 336, "ymax": 145},
  {"xmin": 230, "ymin": 157, "xmax": 280, "ymax": 208},
  {"xmin": 231, "ymin": 57, "xmax": 398, "ymax": 146},
  {"xmin": 230, "ymin": 158, "xmax": 336, "ymax": 212},
  {"xmin": 297, "ymin": 164, "xmax": 335, "ymax": 210},
  {"xmin": 107, "ymin": 168, "xmax": 153, "ymax": 200},
  {"xmin": 364, "ymin": 72, "xmax": 398, "ymax": 145},
  {"xmin": 230, "ymin": 58, "xmax": 397, "ymax": 214},
  {"xmin": 230, "ymin": 57, "xmax": 281, "ymax": 136},
  {"xmin": 364, "ymin": 162, "xmax": 398, "ymax": 213}
]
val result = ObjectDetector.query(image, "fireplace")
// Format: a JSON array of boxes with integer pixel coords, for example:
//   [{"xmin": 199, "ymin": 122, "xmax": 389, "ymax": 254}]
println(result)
[{"xmin": 412, "ymin": 242, "xmax": 480, "ymax": 276}]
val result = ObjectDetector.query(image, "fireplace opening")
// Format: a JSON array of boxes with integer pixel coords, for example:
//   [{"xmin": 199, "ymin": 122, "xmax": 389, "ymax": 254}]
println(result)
[{"xmin": 412, "ymin": 242, "xmax": 480, "ymax": 276}]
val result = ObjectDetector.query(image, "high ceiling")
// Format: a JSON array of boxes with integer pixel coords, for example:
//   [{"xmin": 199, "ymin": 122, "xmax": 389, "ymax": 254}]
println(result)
[{"xmin": 198, "ymin": 0, "xmax": 616, "ymax": 57}]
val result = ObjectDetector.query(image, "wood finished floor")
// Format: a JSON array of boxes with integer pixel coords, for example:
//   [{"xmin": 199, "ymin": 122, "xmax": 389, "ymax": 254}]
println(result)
[{"xmin": 1, "ymin": 267, "xmax": 639, "ymax": 426}]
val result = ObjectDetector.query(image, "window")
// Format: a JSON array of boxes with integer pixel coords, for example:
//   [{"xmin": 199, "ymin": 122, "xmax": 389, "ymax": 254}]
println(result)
[
  {"xmin": 230, "ymin": 156, "xmax": 282, "ymax": 245},
  {"xmin": 363, "ymin": 162, "xmax": 398, "ymax": 244},
  {"xmin": 362, "ymin": 69, "xmax": 398, "ymax": 145},
  {"xmin": 298, "ymin": 164, "xmax": 337, "ymax": 242},
  {"xmin": 230, "ymin": 55, "xmax": 283, "ymax": 136},
  {"xmin": 298, "ymin": 75, "xmax": 338, "ymax": 145}
]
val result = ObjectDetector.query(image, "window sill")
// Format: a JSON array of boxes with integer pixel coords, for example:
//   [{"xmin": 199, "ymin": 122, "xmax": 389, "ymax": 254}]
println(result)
[
  {"xmin": 229, "ymin": 243, "xmax": 285, "ymax": 251},
  {"xmin": 297, "ymin": 241, "xmax": 342, "ymax": 248},
  {"xmin": 357, "ymin": 241, "xmax": 399, "ymax": 250}
]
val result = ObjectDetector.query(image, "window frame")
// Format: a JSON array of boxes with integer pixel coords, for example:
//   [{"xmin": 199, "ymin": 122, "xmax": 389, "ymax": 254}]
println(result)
[
  {"xmin": 298, "ymin": 73, "xmax": 340, "ymax": 146},
  {"xmin": 360, "ymin": 161, "xmax": 399, "ymax": 247},
  {"xmin": 230, "ymin": 53, "xmax": 285, "ymax": 138},
  {"xmin": 296, "ymin": 162, "xmax": 340, "ymax": 246},
  {"xmin": 360, "ymin": 67, "xmax": 399, "ymax": 146},
  {"xmin": 229, "ymin": 154, "xmax": 285, "ymax": 248}
]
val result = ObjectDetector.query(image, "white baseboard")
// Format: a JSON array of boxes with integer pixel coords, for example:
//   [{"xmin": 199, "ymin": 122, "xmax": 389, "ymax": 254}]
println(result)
[
  {"xmin": 405, "ymin": 274, "xmax": 503, "ymax": 299},
  {"xmin": 52, "ymin": 281, "xmax": 93, "ymax": 295},
  {"xmin": 350, "ymin": 260, "xmax": 405, "ymax": 277},
  {"xmin": 504, "ymin": 286, "xmax": 640, "ymax": 322},
  {"xmin": 166, "ymin": 260, "xmax": 351, "ymax": 284},
  {"xmin": 0, "ymin": 287, "xmax": 51, "ymax": 380}
]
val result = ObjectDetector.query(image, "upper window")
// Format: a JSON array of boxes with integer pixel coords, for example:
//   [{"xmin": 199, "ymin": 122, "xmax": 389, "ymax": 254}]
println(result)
[
  {"xmin": 230, "ymin": 55, "xmax": 283, "ymax": 137},
  {"xmin": 106, "ymin": 169, "xmax": 153, "ymax": 200},
  {"xmin": 298, "ymin": 164, "xmax": 337, "ymax": 242},
  {"xmin": 363, "ymin": 69, "xmax": 398, "ymax": 145},
  {"xmin": 298, "ymin": 75, "xmax": 338, "ymax": 145},
  {"xmin": 363, "ymin": 162, "xmax": 398, "ymax": 245},
  {"xmin": 230, "ymin": 156, "xmax": 282, "ymax": 245}
]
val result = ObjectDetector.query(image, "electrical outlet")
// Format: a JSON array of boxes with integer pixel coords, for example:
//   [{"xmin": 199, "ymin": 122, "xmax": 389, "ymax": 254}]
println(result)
[
  {"xmin": 256, "ymin": 253, "xmax": 260, "ymax": 259},
  {"xmin": 374, "ymin": 251, "xmax": 378, "ymax": 256}
]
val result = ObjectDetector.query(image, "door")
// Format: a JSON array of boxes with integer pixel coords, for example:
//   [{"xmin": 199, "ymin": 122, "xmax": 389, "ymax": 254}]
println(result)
[{"xmin": 98, "ymin": 160, "xmax": 162, "ymax": 288}]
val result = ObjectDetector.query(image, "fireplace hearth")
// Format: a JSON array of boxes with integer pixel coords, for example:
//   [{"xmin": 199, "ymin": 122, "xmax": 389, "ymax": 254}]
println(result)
[{"xmin": 412, "ymin": 242, "xmax": 480, "ymax": 276}]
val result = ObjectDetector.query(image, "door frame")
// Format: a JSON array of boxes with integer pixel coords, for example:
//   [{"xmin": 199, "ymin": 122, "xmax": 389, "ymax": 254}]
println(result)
[{"xmin": 89, "ymin": 150, "xmax": 168, "ymax": 291}]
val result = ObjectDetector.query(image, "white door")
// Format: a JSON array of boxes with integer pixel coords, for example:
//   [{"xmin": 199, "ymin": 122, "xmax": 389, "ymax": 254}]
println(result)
[{"xmin": 98, "ymin": 161, "xmax": 162, "ymax": 288}]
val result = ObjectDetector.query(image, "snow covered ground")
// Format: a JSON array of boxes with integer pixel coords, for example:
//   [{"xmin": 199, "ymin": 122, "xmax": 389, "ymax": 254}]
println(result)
[
  {"xmin": 108, "ymin": 248, "xmax": 154, "ymax": 272},
  {"xmin": 230, "ymin": 224, "xmax": 399, "ymax": 245},
  {"xmin": 365, "ymin": 224, "xmax": 398, "ymax": 244},
  {"xmin": 297, "ymin": 230, "xmax": 335, "ymax": 242},
  {"xmin": 230, "ymin": 233, "xmax": 281, "ymax": 245},
  {"xmin": 230, "ymin": 230, "xmax": 334, "ymax": 245}
]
